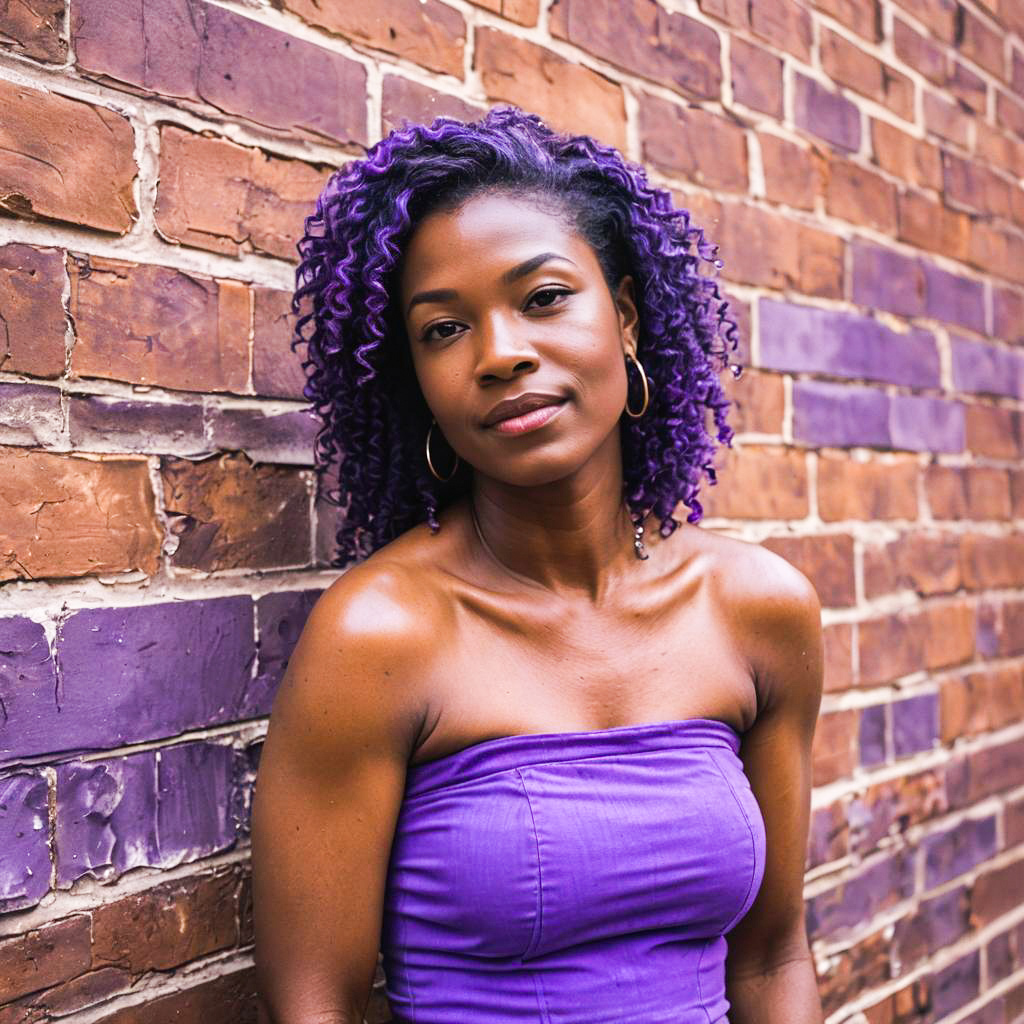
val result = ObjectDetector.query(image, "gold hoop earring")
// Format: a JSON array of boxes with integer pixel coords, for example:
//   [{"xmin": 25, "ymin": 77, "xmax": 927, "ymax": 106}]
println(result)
[
  {"xmin": 425, "ymin": 419, "xmax": 459, "ymax": 482},
  {"xmin": 624, "ymin": 352, "xmax": 649, "ymax": 418}
]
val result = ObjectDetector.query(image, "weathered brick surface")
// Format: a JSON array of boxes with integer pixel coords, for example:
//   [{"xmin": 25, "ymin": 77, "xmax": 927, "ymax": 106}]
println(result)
[
  {"xmin": 475, "ymin": 28, "xmax": 627, "ymax": 151},
  {"xmin": 0, "ymin": 448, "xmax": 162, "ymax": 582},
  {"xmin": 156, "ymin": 126, "xmax": 332, "ymax": 261},
  {"xmin": 550, "ymin": 0, "xmax": 721, "ymax": 100},
  {"xmin": 69, "ymin": 255, "xmax": 250, "ymax": 394},
  {"xmin": 0, "ymin": 244, "xmax": 67, "ymax": 378},
  {"xmin": 2, "ymin": 0, "xmax": 1023, "ymax": 1016},
  {"xmin": 162, "ymin": 454, "xmax": 311, "ymax": 572},
  {"xmin": 0, "ymin": 81, "xmax": 137, "ymax": 233},
  {"xmin": 72, "ymin": 0, "xmax": 367, "ymax": 144}
]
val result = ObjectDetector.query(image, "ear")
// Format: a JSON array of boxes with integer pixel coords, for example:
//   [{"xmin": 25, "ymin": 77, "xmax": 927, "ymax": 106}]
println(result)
[{"xmin": 614, "ymin": 275, "xmax": 640, "ymax": 356}]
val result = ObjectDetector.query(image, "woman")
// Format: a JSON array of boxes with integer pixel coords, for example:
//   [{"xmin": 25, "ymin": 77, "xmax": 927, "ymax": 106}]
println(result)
[{"xmin": 252, "ymin": 107, "xmax": 824, "ymax": 1024}]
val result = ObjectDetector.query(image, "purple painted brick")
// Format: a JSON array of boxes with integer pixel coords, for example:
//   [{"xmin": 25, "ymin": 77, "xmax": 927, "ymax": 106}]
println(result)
[
  {"xmin": 794, "ymin": 73, "xmax": 861, "ymax": 151},
  {"xmin": 0, "ymin": 772, "xmax": 50, "ymax": 911},
  {"xmin": 806, "ymin": 850, "xmax": 914, "ymax": 939},
  {"xmin": 892, "ymin": 693, "xmax": 939, "ymax": 756},
  {"xmin": 0, "ymin": 617, "xmax": 58, "ymax": 767},
  {"xmin": 851, "ymin": 241, "xmax": 926, "ymax": 318},
  {"xmin": 893, "ymin": 886, "xmax": 970, "ymax": 962},
  {"xmin": 976, "ymin": 601, "xmax": 1000, "ymax": 658},
  {"xmin": 951, "ymin": 336, "xmax": 1024, "ymax": 399},
  {"xmin": 56, "ymin": 751, "xmax": 159, "ymax": 886},
  {"xmin": 245, "ymin": 589, "xmax": 322, "ymax": 718},
  {"xmin": 68, "ymin": 395, "xmax": 207, "ymax": 454},
  {"xmin": 858, "ymin": 704, "xmax": 887, "ymax": 767},
  {"xmin": 0, "ymin": 383, "xmax": 63, "ymax": 446},
  {"xmin": 17, "ymin": 598, "xmax": 258, "ymax": 762},
  {"xmin": 760, "ymin": 299, "xmax": 940, "ymax": 387},
  {"xmin": 987, "ymin": 930, "xmax": 1013, "ymax": 983},
  {"xmin": 156, "ymin": 742, "xmax": 235, "ymax": 865},
  {"xmin": 923, "ymin": 815, "xmax": 998, "ymax": 889},
  {"xmin": 206, "ymin": 407, "xmax": 318, "ymax": 466},
  {"xmin": 793, "ymin": 380, "xmax": 890, "ymax": 447},
  {"xmin": 888, "ymin": 394, "xmax": 965, "ymax": 453},
  {"xmin": 924, "ymin": 264, "xmax": 986, "ymax": 332},
  {"xmin": 73, "ymin": 0, "xmax": 367, "ymax": 145},
  {"xmin": 932, "ymin": 949, "xmax": 980, "ymax": 1019}
]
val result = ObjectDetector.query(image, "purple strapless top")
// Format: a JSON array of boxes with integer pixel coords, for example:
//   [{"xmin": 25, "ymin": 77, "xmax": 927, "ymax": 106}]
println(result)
[{"xmin": 380, "ymin": 717, "xmax": 766, "ymax": 1023}]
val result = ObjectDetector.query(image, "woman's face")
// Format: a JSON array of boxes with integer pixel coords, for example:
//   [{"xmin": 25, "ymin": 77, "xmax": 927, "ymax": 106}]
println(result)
[{"xmin": 400, "ymin": 191, "xmax": 639, "ymax": 489}]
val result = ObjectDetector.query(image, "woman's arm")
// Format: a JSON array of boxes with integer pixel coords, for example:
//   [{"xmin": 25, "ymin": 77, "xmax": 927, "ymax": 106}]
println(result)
[
  {"xmin": 723, "ymin": 549, "xmax": 826, "ymax": 1024},
  {"xmin": 251, "ymin": 566, "xmax": 431, "ymax": 1024}
]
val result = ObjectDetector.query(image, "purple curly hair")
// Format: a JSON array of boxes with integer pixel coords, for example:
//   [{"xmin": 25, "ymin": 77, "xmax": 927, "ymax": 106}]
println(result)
[{"xmin": 293, "ymin": 106, "xmax": 742, "ymax": 567}]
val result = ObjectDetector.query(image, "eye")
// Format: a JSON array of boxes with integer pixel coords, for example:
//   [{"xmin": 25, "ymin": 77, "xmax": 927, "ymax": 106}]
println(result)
[
  {"xmin": 526, "ymin": 287, "xmax": 571, "ymax": 310},
  {"xmin": 422, "ymin": 320, "xmax": 465, "ymax": 343}
]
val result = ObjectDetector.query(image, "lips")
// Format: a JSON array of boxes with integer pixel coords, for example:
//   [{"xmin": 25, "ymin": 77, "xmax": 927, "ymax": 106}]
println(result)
[{"xmin": 482, "ymin": 392, "xmax": 566, "ymax": 428}]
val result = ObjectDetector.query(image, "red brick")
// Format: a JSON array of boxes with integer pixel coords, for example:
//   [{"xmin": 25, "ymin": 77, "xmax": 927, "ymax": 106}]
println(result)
[
  {"xmin": 698, "ymin": 0, "xmax": 748, "ymax": 29},
  {"xmin": 826, "ymin": 158, "xmax": 898, "ymax": 233},
  {"xmin": 761, "ymin": 533, "xmax": 856, "ymax": 607},
  {"xmin": 975, "ymin": 122, "xmax": 1024, "ymax": 178},
  {"xmin": 0, "ymin": 80, "xmax": 136, "ymax": 234},
  {"xmin": 94, "ymin": 967, "xmax": 257, "ymax": 1024},
  {"xmin": 550, "ymin": 0, "xmax": 721, "ymax": 100},
  {"xmin": 894, "ymin": 18, "xmax": 949, "ymax": 85},
  {"xmin": 0, "ymin": 917, "xmax": 91, "ymax": 1003},
  {"xmin": 859, "ymin": 609, "xmax": 928, "ymax": 685},
  {"xmin": 0, "ymin": 0, "xmax": 66, "ymax": 61},
  {"xmin": 994, "ymin": 287, "xmax": 1024, "ymax": 344},
  {"xmin": 897, "ymin": 191, "xmax": 969, "ymax": 261},
  {"xmin": 971, "ymin": 855, "xmax": 1024, "ymax": 928},
  {"xmin": 812, "ymin": 709, "xmax": 858, "ymax": 785},
  {"xmin": 639, "ymin": 94, "xmax": 747, "ymax": 191},
  {"xmin": 749, "ymin": 0, "xmax": 811, "ymax": 62},
  {"xmin": 960, "ymin": 533, "xmax": 1024, "ymax": 590},
  {"xmin": 700, "ymin": 445, "xmax": 808, "ymax": 519},
  {"xmin": 821, "ymin": 28, "xmax": 914, "ymax": 121},
  {"xmin": 817, "ymin": 455, "xmax": 919, "ymax": 522},
  {"xmin": 720, "ymin": 366, "xmax": 784, "ymax": 435},
  {"xmin": 926, "ymin": 465, "xmax": 1013, "ymax": 521},
  {"xmin": 871, "ymin": 119, "xmax": 942, "ymax": 191},
  {"xmin": 948, "ymin": 60, "xmax": 988, "ymax": 115},
  {"xmin": 852, "ymin": 766, "xmax": 950, "ymax": 855},
  {"xmin": 760, "ymin": 134, "xmax": 822, "ymax": 210},
  {"xmin": 0, "ymin": 448, "xmax": 162, "ymax": 582},
  {"xmin": 92, "ymin": 871, "xmax": 239, "ymax": 974},
  {"xmin": 21, "ymin": 967, "xmax": 131, "ymax": 1019},
  {"xmin": 162, "ymin": 453, "xmax": 311, "ymax": 572},
  {"xmin": 924, "ymin": 91, "xmax": 971, "ymax": 147},
  {"xmin": 965, "ymin": 405, "xmax": 1022, "ymax": 460},
  {"xmin": 381, "ymin": 76, "xmax": 485, "ymax": 137},
  {"xmin": 823, "ymin": 622, "xmax": 854, "ymax": 692},
  {"xmin": 966, "ymin": 220, "xmax": 1024, "ymax": 283},
  {"xmin": 467, "ymin": 0, "xmax": 539, "ymax": 25},
  {"xmin": 276, "ymin": 0, "xmax": 465, "ymax": 77},
  {"xmin": 253, "ymin": 289, "xmax": 306, "ymax": 401},
  {"xmin": 73, "ymin": 0, "xmax": 366, "ymax": 146},
  {"xmin": 997, "ymin": 90, "xmax": 1024, "ymax": 140},
  {"xmin": 155, "ymin": 126, "xmax": 331, "ymax": 261},
  {"xmin": 943, "ymin": 152, "xmax": 1014, "ymax": 220},
  {"xmin": 730, "ymin": 36, "xmax": 783, "ymax": 118},
  {"xmin": 69, "ymin": 255, "xmax": 250, "ymax": 394},
  {"xmin": 922, "ymin": 601, "xmax": 976, "ymax": 670},
  {"xmin": 474, "ymin": 28, "xmax": 626, "ymax": 151},
  {"xmin": 957, "ymin": 7, "xmax": 1005, "ymax": 80},
  {"xmin": 811, "ymin": 0, "xmax": 880, "ymax": 40},
  {"xmin": 891, "ymin": 0, "xmax": 957, "ymax": 42},
  {"xmin": 714, "ymin": 203, "xmax": 843, "ymax": 297},
  {"xmin": 0, "ymin": 244, "xmax": 67, "ymax": 378},
  {"xmin": 820, "ymin": 929, "xmax": 890, "ymax": 1016},
  {"xmin": 863, "ymin": 530, "xmax": 962, "ymax": 598}
]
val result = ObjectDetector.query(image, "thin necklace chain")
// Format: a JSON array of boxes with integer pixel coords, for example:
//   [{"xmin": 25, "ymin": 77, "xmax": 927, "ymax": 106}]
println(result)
[{"xmin": 468, "ymin": 500, "xmax": 649, "ymax": 577}]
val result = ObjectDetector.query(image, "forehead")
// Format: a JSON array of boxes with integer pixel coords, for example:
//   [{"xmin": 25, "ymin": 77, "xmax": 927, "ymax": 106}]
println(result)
[{"xmin": 399, "ymin": 192, "xmax": 596, "ymax": 292}]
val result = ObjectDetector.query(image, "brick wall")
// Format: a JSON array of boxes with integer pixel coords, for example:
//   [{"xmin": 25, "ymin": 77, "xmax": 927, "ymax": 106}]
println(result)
[{"xmin": 0, "ymin": 0, "xmax": 1021, "ymax": 1021}]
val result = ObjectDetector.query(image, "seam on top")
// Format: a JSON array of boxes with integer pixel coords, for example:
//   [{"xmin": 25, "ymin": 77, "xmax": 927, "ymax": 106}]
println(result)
[
  {"xmin": 406, "ymin": 742, "xmax": 735, "ymax": 800},
  {"xmin": 696, "ymin": 935, "xmax": 714, "ymax": 1024},
  {"xmin": 515, "ymin": 767, "xmax": 545, "ymax": 963},
  {"xmin": 704, "ymin": 748, "xmax": 759, "ymax": 935}
]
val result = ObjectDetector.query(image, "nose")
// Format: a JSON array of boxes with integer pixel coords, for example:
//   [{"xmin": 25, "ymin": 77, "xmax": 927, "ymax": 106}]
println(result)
[{"xmin": 474, "ymin": 313, "xmax": 539, "ymax": 384}]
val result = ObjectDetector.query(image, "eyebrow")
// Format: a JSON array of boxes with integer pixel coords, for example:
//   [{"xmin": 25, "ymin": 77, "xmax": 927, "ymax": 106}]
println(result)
[{"xmin": 405, "ymin": 252, "xmax": 576, "ymax": 315}]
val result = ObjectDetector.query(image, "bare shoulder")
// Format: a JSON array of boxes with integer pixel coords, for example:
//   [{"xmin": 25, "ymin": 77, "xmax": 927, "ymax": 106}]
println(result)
[
  {"xmin": 269, "ymin": 529, "xmax": 456, "ymax": 763},
  {"xmin": 695, "ymin": 527, "xmax": 823, "ymax": 717}
]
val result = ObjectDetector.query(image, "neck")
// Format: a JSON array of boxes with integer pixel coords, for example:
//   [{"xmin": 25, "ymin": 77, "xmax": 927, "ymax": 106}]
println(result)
[{"xmin": 466, "ymin": 433, "xmax": 644, "ymax": 602}]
